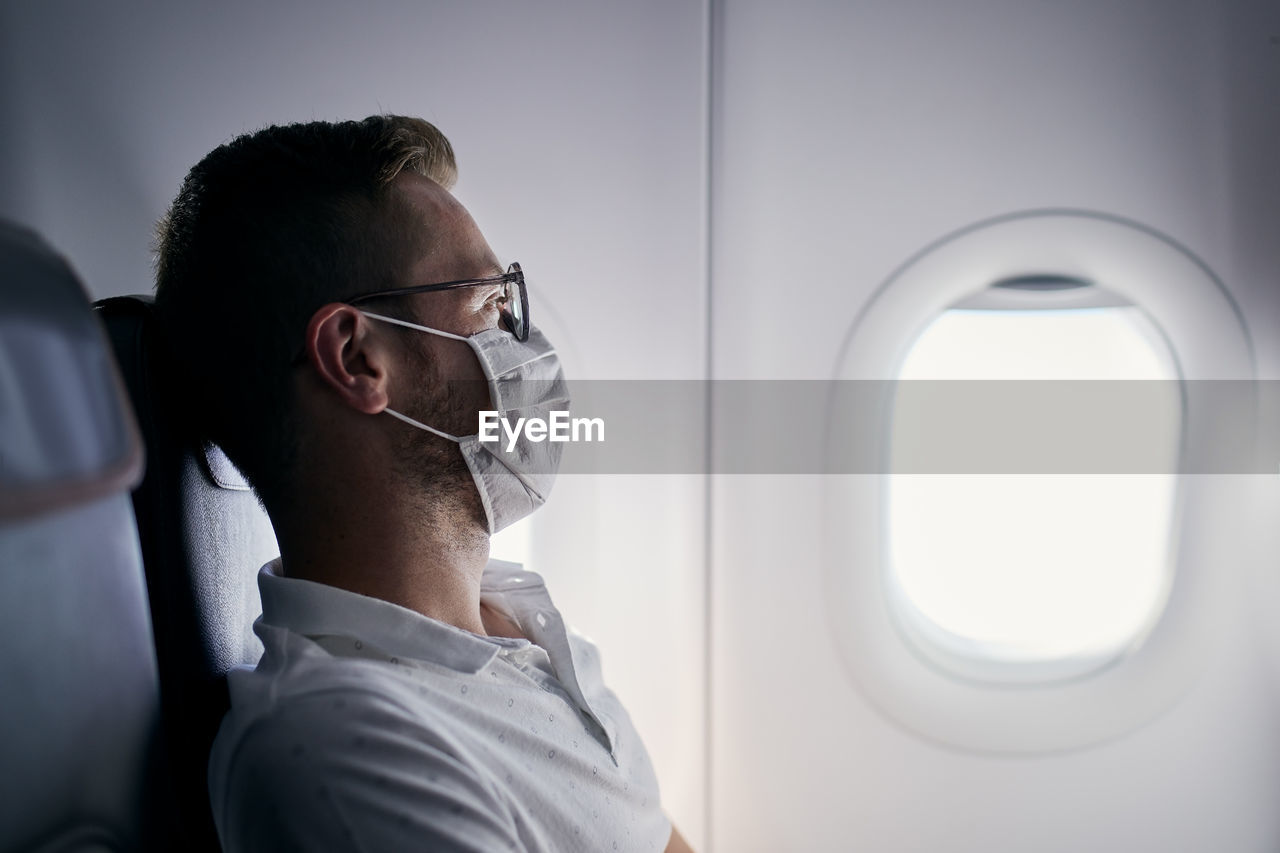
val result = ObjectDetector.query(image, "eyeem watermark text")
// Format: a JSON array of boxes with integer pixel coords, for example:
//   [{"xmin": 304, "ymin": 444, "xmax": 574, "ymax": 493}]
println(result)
[{"xmin": 479, "ymin": 411, "xmax": 604, "ymax": 451}]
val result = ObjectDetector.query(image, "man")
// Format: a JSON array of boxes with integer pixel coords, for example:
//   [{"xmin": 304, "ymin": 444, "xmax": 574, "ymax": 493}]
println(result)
[{"xmin": 154, "ymin": 115, "xmax": 693, "ymax": 852}]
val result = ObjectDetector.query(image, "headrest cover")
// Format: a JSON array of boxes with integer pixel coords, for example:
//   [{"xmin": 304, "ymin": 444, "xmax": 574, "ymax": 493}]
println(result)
[{"xmin": 0, "ymin": 221, "xmax": 143, "ymax": 520}]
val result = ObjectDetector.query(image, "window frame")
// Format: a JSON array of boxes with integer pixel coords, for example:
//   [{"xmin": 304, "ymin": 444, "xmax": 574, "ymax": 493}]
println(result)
[{"xmin": 823, "ymin": 211, "xmax": 1254, "ymax": 753}]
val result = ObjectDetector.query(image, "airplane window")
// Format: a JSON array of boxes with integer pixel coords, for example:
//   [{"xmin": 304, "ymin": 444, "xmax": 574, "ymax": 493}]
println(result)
[{"xmin": 887, "ymin": 291, "xmax": 1181, "ymax": 683}]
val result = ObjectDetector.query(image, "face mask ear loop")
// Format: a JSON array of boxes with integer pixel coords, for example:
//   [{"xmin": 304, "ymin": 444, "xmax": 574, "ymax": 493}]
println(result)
[
  {"xmin": 360, "ymin": 310, "xmax": 469, "ymax": 341},
  {"xmin": 382, "ymin": 407, "xmax": 466, "ymax": 443},
  {"xmin": 361, "ymin": 309, "xmax": 501, "ymax": 406}
]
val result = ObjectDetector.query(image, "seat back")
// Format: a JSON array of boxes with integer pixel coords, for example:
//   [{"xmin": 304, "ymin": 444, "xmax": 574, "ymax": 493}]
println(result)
[
  {"xmin": 0, "ymin": 222, "xmax": 160, "ymax": 852},
  {"xmin": 93, "ymin": 296, "xmax": 278, "ymax": 853}
]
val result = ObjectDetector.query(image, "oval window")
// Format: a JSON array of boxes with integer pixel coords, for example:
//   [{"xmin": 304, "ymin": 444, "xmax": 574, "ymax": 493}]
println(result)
[{"xmin": 886, "ymin": 282, "xmax": 1181, "ymax": 683}]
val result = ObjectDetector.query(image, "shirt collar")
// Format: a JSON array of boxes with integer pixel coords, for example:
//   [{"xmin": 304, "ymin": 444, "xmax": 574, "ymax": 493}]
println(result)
[{"xmin": 258, "ymin": 558, "xmax": 527, "ymax": 674}]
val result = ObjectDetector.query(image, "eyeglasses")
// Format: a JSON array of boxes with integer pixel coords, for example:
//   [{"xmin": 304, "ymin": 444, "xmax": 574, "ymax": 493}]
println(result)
[{"xmin": 344, "ymin": 262, "xmax": 529, "ymax": 342}]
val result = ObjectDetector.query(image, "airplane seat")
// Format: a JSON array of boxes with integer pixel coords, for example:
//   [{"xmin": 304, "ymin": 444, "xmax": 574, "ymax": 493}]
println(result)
[
  {"xmin": 0, "ymin": 221, "xmax": 162, "ymax": 852},
  {"xmin": 92, "ymin": 295, "xmax": 278, "ymax": 853}
]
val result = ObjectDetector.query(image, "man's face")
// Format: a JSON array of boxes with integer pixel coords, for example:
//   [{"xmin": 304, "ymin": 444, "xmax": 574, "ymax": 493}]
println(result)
[
  {"xmin": 380, "ymin": 172, "xmax": 506, "ymax": 517},
  {"xmin": 391, "ymin": 172, "xmax": 506, "ymax": 364},
  {"xmin": 385, "ymin": 170, "xmax": 509, "ymax": 417}
]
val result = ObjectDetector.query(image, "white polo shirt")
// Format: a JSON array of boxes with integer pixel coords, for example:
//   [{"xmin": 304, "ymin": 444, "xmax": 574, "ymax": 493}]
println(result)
[{"xmin": 208, "ymin": 559, "xmax": 670, "ymax": 853}]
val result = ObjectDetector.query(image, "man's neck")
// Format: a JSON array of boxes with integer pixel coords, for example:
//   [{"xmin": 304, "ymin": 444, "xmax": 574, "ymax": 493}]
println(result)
[{"xmin": 273, "ymin": 483, "xmax": 496, "ymax": 637}]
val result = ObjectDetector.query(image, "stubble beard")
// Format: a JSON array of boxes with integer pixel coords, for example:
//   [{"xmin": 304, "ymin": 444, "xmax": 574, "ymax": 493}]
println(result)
[{"xmin": 393, "ymin": 355, "xmax": 491, "ymax": 539}]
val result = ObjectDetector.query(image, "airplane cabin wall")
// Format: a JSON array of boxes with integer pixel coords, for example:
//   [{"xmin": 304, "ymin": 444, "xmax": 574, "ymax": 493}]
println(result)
[{"xmin": 710, "ymin": 0, "xmax": 1280, "ymax": 850}]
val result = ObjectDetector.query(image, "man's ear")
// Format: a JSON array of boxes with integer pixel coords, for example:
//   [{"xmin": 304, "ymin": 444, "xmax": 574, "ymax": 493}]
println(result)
[{"xmin": 303, "ymin": 304, "xmax": 393, "ymax": 415}]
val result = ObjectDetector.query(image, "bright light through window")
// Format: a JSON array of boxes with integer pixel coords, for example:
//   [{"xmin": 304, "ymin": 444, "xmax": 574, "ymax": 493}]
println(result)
[
  {"xmin": 888, "ymin": 303, "xmax": 1180, "ymax": 679},
  {"xmin": 489, "ymin": 516, "xmax": 532, "ymax": 568}
]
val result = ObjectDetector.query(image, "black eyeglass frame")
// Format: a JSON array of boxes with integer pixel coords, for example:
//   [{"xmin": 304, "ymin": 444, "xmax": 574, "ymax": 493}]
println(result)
[{"xmin": 343, "ymin": 262, "xmax": 529, "ymax": 342}]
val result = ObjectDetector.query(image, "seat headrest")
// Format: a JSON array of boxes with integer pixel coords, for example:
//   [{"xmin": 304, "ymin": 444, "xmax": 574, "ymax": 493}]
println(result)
[{"xmin": 0, "ymin": 221, "xmax": 143, "ymax": 521}]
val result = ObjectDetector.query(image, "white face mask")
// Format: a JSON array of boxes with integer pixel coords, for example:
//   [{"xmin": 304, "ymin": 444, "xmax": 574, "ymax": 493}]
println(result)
[{"xmin": 360, "ymin": 311, "xmax": 569, "ymax": 534}]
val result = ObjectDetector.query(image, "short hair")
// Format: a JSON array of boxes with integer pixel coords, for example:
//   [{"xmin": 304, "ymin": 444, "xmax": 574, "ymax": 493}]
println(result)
[{"xmin": 154, "ymin": 115, "xmax": 457, "ymax": 509}]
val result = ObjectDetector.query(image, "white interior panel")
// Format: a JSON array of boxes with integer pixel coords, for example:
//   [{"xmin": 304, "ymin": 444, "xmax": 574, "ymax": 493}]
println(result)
[{"xmin": 711, "ymin": 1, "xmax": 1280, "ymax": 850}]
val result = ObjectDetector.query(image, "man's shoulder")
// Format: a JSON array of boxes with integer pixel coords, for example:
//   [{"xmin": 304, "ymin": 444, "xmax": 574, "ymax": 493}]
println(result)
[
  {"xmin": 208, "ymin": 668, "xmax": 522, "ymax": 852},
  {"xmin": 212, "ymin": 621, "xmax": 467, "ymax": 784},
  {"xmin": 215, "ymin": 677, "xmax": 450, "ymax": 767},
  {"xmin": 217, "ymin": 623, "xmax": 464, "ymax": 747}
]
